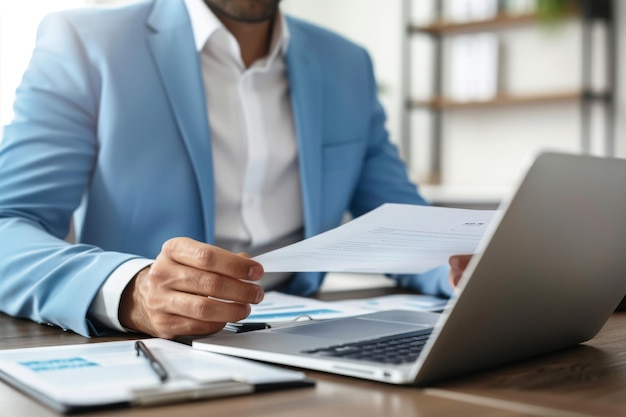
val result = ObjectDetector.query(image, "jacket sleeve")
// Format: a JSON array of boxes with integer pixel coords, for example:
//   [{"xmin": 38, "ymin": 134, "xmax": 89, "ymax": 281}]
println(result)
[{"xmin": 0, "ymin": 13, "xmax": 139, "ymax": 336}]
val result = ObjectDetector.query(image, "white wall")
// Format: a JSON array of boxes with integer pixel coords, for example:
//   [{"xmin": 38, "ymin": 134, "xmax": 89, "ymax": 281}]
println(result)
[{"xmin": 0, "ymin": 0, "xmax": 86, "ymax": 128}]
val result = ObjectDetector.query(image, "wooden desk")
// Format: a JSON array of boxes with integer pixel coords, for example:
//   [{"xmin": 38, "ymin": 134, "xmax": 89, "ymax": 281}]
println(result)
[
  {"xmin": 2, "ymin": 309, "xmax": 626, "ymax": 417},
  {"xmin": 429, "ymin": 311, "xmax": 626, "ymax": 417}
]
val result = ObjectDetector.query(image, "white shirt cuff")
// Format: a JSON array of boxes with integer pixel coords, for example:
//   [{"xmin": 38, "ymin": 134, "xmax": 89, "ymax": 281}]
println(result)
[{"xmin": 88, "ymin": 258, "xmax": 154, "ymax": 332}]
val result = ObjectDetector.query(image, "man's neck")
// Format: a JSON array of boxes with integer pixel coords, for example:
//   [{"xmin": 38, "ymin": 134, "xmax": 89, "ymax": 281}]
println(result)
[{"xmin": 218, "ymin": 16, "xmax": 275, "ymax": 68}]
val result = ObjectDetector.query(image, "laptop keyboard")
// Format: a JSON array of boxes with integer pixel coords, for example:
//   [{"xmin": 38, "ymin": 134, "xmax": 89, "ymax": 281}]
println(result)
[{"xmin": 301, "ymin": 329, "xmax": 432, "ymax": 365}]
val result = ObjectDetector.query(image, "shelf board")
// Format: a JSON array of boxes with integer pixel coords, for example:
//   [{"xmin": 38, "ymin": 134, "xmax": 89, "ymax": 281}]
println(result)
[
  {"xmin": 410, "ymin": 91, "xmax": 583, "ymax": 110},
  {"xmin": 409, "ymin": 12, "xmax": 577, "ymax": 35}
]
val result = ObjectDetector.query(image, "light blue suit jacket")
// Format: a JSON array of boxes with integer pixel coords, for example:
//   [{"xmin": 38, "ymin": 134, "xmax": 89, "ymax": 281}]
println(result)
[{"xmin": 0, "ymin": 0, "xmax": 450, "ymax": 337}]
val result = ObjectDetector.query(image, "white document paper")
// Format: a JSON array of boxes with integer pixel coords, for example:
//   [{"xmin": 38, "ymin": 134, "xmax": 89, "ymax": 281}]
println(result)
[
  {"xmin": 242, "ymin": 291, "xmax": 364, "ymax": 323},
  {"xmin": 240, "ymin": 291, "xmax": 449, "ymax": 325},
  {"xmin": 254, "ymin": 204, "xmax": 496, "ymax": 274},
  {"xmin": 0, "ymin": 339, "xmax": 309, "ymax": 412},
  {"xmin": 336, "ymin": 294, "xmax": 449, "ymax": 313}
]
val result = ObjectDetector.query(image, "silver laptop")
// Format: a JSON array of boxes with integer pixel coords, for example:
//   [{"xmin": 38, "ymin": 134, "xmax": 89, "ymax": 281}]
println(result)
[{"xmin": 193, "ymin": 152, "xmax": 626, "ymax": 385}]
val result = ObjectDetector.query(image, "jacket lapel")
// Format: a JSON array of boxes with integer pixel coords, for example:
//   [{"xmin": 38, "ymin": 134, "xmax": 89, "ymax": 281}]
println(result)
[
  {"xmin": 285, "ymin": 18, "xmax": 323, "ymax": 239},
  {"xmin": 146, "ymin": 0, "xmax": 216, "ymax": 242},
  {"xmin": 143, "ymin": 7, "xmax": 323, "ymax": 268},
  {"xmin": 284, "ymin": 18, "xmax": 326, "ymax": 294}
]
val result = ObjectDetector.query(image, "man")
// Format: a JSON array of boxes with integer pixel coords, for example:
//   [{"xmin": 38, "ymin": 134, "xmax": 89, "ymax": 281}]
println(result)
[{"xmin": 0, "ymin": 0, "xmax": 452, "ymax": 339}]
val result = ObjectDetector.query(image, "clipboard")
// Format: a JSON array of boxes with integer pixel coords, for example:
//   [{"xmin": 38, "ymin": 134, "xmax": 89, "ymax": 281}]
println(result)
[{"xmin": 0, "ymin": 338, "xmax": 313, "ymax": 413}]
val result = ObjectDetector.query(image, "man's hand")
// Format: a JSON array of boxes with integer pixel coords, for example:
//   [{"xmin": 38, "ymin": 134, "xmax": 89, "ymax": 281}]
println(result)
[
  {"xmin": 448, "ymin": 254, "xmax": 473, "ymax": 288},
  {"xmin": 119, "ymin": 237, "xmax": 265, "ymax": 339}
]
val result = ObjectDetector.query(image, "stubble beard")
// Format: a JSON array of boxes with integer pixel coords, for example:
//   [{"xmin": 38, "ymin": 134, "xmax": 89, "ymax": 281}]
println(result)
[{"xmin": 203, "ymin": 0, "xmax": 281, "ymax": 23}]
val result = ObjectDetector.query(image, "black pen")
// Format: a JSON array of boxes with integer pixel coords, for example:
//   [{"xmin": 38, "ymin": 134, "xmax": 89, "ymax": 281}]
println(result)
[{"xmin": 135, "ymin": 341, "xmax": 168, "ymax": 382}]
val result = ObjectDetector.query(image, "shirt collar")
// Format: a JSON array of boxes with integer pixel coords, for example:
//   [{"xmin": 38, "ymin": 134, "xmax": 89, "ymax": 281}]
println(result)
[{"xmin": 183, "ymin": 0, "xmax": 290, "ymax": 58}]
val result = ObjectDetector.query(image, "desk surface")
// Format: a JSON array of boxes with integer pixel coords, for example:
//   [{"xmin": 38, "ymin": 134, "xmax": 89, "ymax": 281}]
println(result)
[{"xmin": 2, "ymin": 294, "xmax": 626, "ymax": 417}]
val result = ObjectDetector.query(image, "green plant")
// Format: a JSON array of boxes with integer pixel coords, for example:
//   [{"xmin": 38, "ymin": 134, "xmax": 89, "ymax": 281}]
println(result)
[{"xmin": 535, "ymin": 0, "xmax": 576, "ymax": 24}]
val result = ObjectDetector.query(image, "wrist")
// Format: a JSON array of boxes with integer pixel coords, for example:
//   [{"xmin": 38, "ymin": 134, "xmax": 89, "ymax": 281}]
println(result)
[{"xmin": 119, "ymin": 266, "xmax": 149, "ymax": 333}]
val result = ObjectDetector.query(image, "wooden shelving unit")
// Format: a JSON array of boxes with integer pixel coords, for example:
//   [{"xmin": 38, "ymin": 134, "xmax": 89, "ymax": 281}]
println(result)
[
  {"xmin": 410, "ymin": 13, "xmax": 545, "ymax": 34},
  {"xmin": 400, "ymin": 0, "xmax": 616, "ymax": 190},
  {"xmin": 410, "ymin": 90, "xmax": 583, "ymax": 110}
]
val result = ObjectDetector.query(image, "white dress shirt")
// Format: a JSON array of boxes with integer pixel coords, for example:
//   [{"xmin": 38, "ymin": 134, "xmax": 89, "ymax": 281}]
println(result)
[{"xmin": 89, "ymin": 0, "xmax": 303, "ymax": 331}]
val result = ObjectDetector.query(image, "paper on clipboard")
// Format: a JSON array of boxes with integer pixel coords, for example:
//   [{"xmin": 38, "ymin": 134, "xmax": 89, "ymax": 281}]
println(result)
[
  {"xmin": 254, "ymin": 204, "xmax": 496, "ymax": 274},
  {"xmin": 0, "ymin": 338, "xmax": 311, "ymax": 413}
]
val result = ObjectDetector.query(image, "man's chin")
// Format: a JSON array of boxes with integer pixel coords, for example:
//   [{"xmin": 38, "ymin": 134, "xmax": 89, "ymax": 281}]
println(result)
[{"xmin": 204, "ymin": 0, "xmax": 280, "ymax": 24}]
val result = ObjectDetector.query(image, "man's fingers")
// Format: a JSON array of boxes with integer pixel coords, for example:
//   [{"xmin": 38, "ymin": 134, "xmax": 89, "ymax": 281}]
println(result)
[
  {"xmin": 147, "ymin": 294, "xmax": 251, "ymax": 339},
  {"xmin": 450, "ymin": 255, "xmax": 472, "ymax": 272},
  {"xmin": 120, "ymin": 239, "xmax": 267, "ymax": 339},
  {"xmin": 175, "ymin": 267, "xmax": 264, "ymax": 304},
  {"xmin": 162, "ymin": 293, "xmax": 252, "ymax": 324},
  {"xmin": 149, "ymin": 257, "xmax": 264, "ymax": 304},
  {"xmin": 161, "ymin": 237, "xmax": 264, "ymax": 280},
  {"xmin": 448, "ymin": 254, "xmax": 473, "ymax": 288}
]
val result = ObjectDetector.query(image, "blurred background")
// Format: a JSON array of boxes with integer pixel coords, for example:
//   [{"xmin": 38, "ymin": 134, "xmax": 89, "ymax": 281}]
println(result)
[{"xmin": 0, "ymin": 0, "xmax": 623, "ymax": 208}]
